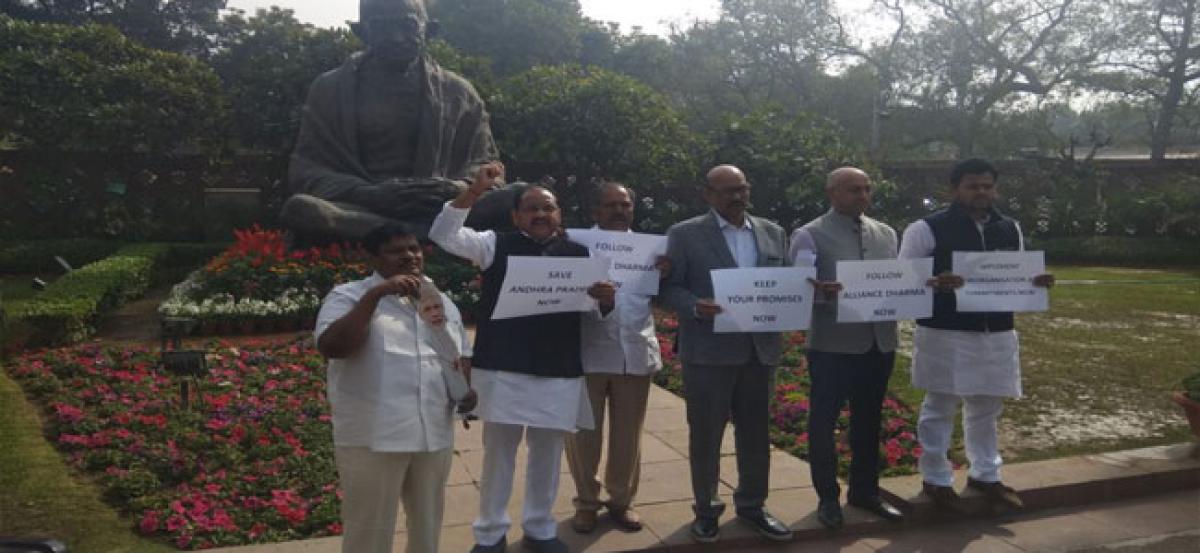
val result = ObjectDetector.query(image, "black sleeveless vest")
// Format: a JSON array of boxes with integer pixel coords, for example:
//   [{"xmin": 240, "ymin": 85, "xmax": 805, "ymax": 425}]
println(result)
[
  {"xmin": 918, "ymin": 202, "xmax": 1022, "ymax": 332},
  {"xmin": 472, "ymin": 232, "xmax": 590, "ymax": 378}
]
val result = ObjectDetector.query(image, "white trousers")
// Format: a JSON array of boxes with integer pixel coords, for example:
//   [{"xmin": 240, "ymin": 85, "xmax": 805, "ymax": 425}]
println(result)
[
  {"xmin": 472, "ymin": 422, "xmax": 566, "ymax": 546},
  {"xmin": 335, "ymin": 446, "xmax": 453, "ymax": 553},
  {"xmin": 917, "ymin": 391, "xmax": 1005, "ymax": 487}
]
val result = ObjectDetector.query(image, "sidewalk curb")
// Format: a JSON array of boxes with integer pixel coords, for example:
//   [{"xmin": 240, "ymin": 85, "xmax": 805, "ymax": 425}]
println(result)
[{"xmin": 629, "ymin": 443, "xmax": 1200, "ymax": 552}]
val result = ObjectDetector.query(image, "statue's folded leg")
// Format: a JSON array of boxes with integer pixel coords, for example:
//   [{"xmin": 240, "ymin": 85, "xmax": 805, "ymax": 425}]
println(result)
[{"xmin": 280, "ymin": 194, "xmax": 402, "ymax": 242}]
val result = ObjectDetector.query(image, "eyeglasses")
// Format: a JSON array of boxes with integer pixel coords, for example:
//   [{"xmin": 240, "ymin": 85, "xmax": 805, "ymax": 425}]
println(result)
[{"xmin": 705, "ymin": 184, "xmax": 751, "ymax": 198}]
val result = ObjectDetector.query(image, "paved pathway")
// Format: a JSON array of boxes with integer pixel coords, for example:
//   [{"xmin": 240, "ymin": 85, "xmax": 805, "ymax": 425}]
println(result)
[{"xmin": 212, "ymin": 384, "xmax": 840, "ymax": 552}]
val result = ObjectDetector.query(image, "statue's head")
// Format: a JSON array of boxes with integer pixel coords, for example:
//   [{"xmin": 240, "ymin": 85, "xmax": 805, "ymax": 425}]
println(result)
[{"xmin": 354, "ymin": 0, "xmax": 431, "ymax": 66}]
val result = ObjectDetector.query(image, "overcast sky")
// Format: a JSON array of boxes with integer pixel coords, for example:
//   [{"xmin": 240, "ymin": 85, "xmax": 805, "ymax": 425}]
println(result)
[{"xmin": 223, "ymin": 0, "xmax": 887, "ymax": 40}]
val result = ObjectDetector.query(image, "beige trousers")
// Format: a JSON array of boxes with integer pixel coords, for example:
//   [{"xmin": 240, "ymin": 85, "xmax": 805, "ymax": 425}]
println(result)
[
  {"xmin": 335, "ymin": 446, "xmax": 453, "ymax": 553},
  {"xmin": 564, "ymin": 373, "xmax": 652, "ymax": 512}
]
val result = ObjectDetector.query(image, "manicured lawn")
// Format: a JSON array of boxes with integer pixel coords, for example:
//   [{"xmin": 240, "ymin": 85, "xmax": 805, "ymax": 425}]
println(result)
[
  {"xmin": 0, "ymin": 366, "xmax": 173, "ymax": 553},
  {"xmin": 889, "ymin": 265, "xmax": 1200, "ymax": 464}
]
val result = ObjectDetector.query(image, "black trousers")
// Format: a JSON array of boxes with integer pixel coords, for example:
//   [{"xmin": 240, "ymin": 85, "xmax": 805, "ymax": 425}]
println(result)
[
  {"xmin": 683, "ymin": 361, "xmax": 776, "ymax": 520},
  {"xmin": 806, "ymin": 347, "xmax": 895, "ymax": 503}
]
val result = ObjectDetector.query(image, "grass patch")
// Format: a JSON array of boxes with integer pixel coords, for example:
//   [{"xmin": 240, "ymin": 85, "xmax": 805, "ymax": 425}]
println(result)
[
  {"xmin": 1006, "ymin": 265, "xmax": 1199, "ymax": 460},
  {"xmin": 887, "ymin": 265, "xmax": 1199, "ymax": 464},
  {"xmin": 0, "ymin": 366, "xmax": 172, "ymax": 553}
]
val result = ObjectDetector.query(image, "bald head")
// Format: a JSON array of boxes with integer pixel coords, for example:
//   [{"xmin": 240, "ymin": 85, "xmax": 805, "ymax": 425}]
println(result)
[
  {"xmin": 706, "ymin": 164, "xmax": 746, "ymax": 188},
  {"xmin": 825, "ymin": 166, "xmax": 873, "ymax": 217},
  {"xmin": 826, "ymin": 167, "xmax": 869, "ymax": 192},
  {"xmin": 703, "ymin": 164, "xmax": 751, "ymax": 225}
]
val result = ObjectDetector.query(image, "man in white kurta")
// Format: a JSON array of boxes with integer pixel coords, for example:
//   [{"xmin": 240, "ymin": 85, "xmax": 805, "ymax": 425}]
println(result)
[
  {"xmin": 315, "ymin": 225, "xmax": 472, "ymax": 553},
  {"xmin": 898, "ymin": 158, "xmax": 1053, "ymax": 511},
  {"xmin": 429, "ymin": 162, "xmax": 610, "ymax": 553},
  {"xmin": 564, "ymin": 182, "xmax": 665, "ymax": 533}
]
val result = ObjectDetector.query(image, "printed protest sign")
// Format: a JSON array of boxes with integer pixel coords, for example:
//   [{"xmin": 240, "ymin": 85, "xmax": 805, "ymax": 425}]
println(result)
[
  {"xmin": 836, "ymin": 258, "xmax": 934, "ymax": 322},
  {"xmin": 711, "ymin": 267, "xmax": 816, "ymax": 332},
  {"xmin": 953, "ymin": 251, "xmax": 1049, "ymax": 312},
  {"xmin": 567, "ymin": 228, "xmax": 666, "ymax": 295},
  {"xmin": 491, "ymin": 256, "xmax": 612, "ymax": 319}
]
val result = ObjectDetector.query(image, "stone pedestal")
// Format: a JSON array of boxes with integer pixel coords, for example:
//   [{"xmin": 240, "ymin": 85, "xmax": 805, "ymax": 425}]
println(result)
[{"xmin": 203, "ymin": 188, "xmax": 262, "ymax": 241}]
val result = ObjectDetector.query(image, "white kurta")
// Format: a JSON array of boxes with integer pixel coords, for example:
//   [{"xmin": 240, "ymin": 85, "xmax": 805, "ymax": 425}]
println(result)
[
  {"xmin": 315, "ymin": 273, "xmax": 472, "ymax": 452},
  {"xmin": 428, "ymin": 201, "xmax": 594, "ymax": 431},
  {"xmin": 898, "ymin": 219, "xmax": 1023, "ymax": 398},
  {"xmin": 571, "ymin": 226, "xmax": 663, "ymax": 377}
]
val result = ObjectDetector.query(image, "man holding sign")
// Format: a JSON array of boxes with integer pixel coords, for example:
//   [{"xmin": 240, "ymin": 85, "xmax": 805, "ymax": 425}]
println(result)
[
  {"xmin": 429, "ymin": 163, "xmax": 616, "ymax": 553},
  {"xmin": 898, "ymin": 159, "xmax": 1054, "ymax": 513},
  {"xmin": 662, "ymin": 165, "xmax": 792, "ymax": 544},
  {"xmin": 789, "ymin": 167, "xmax": 905, "ymax": 528},
  {"xmin": 564, "ymin": 182, "xmax": 668, "ymax": 533}
]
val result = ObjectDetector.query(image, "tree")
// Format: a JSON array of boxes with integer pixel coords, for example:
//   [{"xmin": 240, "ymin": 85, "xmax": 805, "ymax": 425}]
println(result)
[
  {"xmin": 718, "ymin": 0, "xmax": 841, "ymax": 107},
  {"xmin": 0, "ymin": 0, "xmax": 225, "ymax": 56},
  {"xmin": 0, "ymin": 15, "xmax": 225, "ymax": 152},
  {"xmin": 211, "ymin": 8, "xmax": 359, "ymax": 153},
  {"xmin": 709, "ymin": 106, "xmax": 877, "ymax": 230},
  {"xmin": 829, "ymin": 0, "xmax": 911, "ymax": 159},
  {"xmin": 429, "ymin": 0, "xmax": 602, "ymax": 76},
  {"xmin": 1094, "ymin": 0, "xmax": 1199, "ymax": 160},
  {"xmin": 899, "ymin": 0, "xmax": 1118, "ymax": 156},
  {"xmin": 489, "ymin": 65, "xmax": 702, "ymax": 230}
]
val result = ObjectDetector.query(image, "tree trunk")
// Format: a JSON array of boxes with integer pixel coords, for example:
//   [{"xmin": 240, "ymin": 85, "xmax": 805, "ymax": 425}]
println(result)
[{"xmin": 1150, "ymin": 0, "xmax": 1195, "ymax": 162}]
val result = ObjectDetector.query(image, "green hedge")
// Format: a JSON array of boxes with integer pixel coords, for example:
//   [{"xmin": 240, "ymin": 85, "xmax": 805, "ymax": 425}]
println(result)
[
  {"xmin": 0, "ymin": 239, "xmax": 123, "ymax": 274},
  {"xmin": 1035, "ymin": 236, "xmax": 1200, "ymax": 267},
  {"xmin": 6, "ymin": 244, "xmax": 170, "ymax": 347}
]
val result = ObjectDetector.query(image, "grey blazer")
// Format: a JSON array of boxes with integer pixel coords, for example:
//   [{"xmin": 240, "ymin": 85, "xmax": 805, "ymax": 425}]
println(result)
[{"xmin": 661, "ymin": 211, "xmax": 789, "ymax": 366}]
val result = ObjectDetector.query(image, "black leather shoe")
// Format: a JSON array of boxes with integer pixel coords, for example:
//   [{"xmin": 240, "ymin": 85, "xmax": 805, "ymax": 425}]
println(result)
[
  {"xmin": 738, "ymin": 510, "xmax": 793, "ymax": 541},
  {"xmin": 521, "ymin": 535, "xmax": 567, "ymax": 553},
  {"xmin": 689, "ymin": 516, "xmax": 720, "ymax": 543},
  {"xmin": 816, "ymin": 500, "xmax": 844, "ymax": 529},
  {"xmin": 469, "ymin": 536, "xmax": 506, "ymax": 553},
  {"xmin": 848, "ymin": 495, "xmax": 904, "ymax": 522}
]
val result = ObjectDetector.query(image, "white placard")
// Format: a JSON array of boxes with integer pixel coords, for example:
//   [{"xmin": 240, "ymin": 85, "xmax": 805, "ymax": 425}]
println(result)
[
  {"xmin": 953, "ymin": 251, "xmax": 1049, "ymax": 312},
  {"xmin": 567, "ymin": 228, "xmax": 667, "ymax": 295},
  {"xmin": 836, "ymin": 258, "xmax": 934, "ymax": 322},
  {"xmin": 491, "ymin": 256, "xmax": 612, "ymax": 320},
  {"xmin": 711, "ymin": 267, "xmax": 816, "ymax": 333}
]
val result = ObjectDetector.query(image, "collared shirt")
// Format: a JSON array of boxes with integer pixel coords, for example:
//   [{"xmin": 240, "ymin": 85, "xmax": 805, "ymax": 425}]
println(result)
[
  {"xmin": 315, "ymin": 273, "xmax": 472, "ymax": 452},
  {"xmin": 713, "ymin": 209, "xmax": 758, "ymax": 268},
  {"xmin": 898, "ymin": 219, "xmax": 1026, "ymax": 398},
  {"xmin": 575, "ymin": 226, "xmax": 662, "ymax": 376},
  {"xmin": 429, "ymin": 201, "xmax": 595, "ymax": 431}
]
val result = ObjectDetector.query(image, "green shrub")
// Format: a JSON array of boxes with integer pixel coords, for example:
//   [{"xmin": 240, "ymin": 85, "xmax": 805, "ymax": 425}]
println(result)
[
  {"xmin": 1183, "ymin": 372, "xmax": 1200, "ymax": 402},
  {"xmin": 0, "ymin": 239, "xmax": 123, "ymax": 274},
  {"xmin": 0, "ymin": 15, "xmax": 226, "ymax": 152},
  {"xmin": 1032, "ymin": 236, "xmax": 1200, "ymax": 267},
  {"xmin": 6, "ymin": 244, "xmax": 171, "ymax": 347}
]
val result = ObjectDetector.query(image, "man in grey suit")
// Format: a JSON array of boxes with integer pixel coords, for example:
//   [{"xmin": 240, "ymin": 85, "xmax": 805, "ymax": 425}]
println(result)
[{"xmin": 661, "ymin": 164, "xmax": 793, "ymax": 544}]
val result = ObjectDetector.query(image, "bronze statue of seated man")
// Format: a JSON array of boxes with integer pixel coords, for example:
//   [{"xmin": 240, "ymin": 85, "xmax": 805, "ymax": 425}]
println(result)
[{"xmin": 281, "ymin": 0, "xmax": 508, "ymax": 242}]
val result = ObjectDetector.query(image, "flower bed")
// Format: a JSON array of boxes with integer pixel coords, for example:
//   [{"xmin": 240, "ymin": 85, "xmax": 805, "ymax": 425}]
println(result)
[
  {"xmin": 159, "ymin": 226, "xmax": 482, "ymax": 335},
  {"xmin": 652, "ymin": 313, "xmax": 921, "ymax": 476},
  {"xmin": 5, "ymin": 338, "xmax": 341, "ymax": 549}
]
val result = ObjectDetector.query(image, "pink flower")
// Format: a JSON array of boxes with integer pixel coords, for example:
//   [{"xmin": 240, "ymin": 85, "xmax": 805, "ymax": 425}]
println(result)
[{"xmin": 139, "ymin": 511, "xmax": 160, "ymax": 534}]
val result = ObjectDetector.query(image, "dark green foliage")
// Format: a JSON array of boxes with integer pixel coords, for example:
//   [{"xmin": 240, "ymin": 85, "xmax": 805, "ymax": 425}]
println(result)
[
  {"xmin": 491, "ymin": 65, "xmax": 701, "ymax": 231},
  {"xmin": 1183, "ymin": 372, "xmax": 1200, "ymax": 402},
  {"xmin": 1031, "ymin": 236, "xmax": 1200, "ymax": 266},
  {"xmin": 710, "ymin": 106, "xmax": 878, "ymax": 230},
  {"xmin": 0, "ymin": 15, "xmax": 226, "ymax": 152},
  {"xmin": 0, "ymin": 0, "xmax": 225, "ymax": 56},
  {"xmin": 212, "ymin": 8, "xmax": 360, "ymax": 153},
  {"xmin": 3, "ymin": 242, "xmax": 219, "ymax": 348}
]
